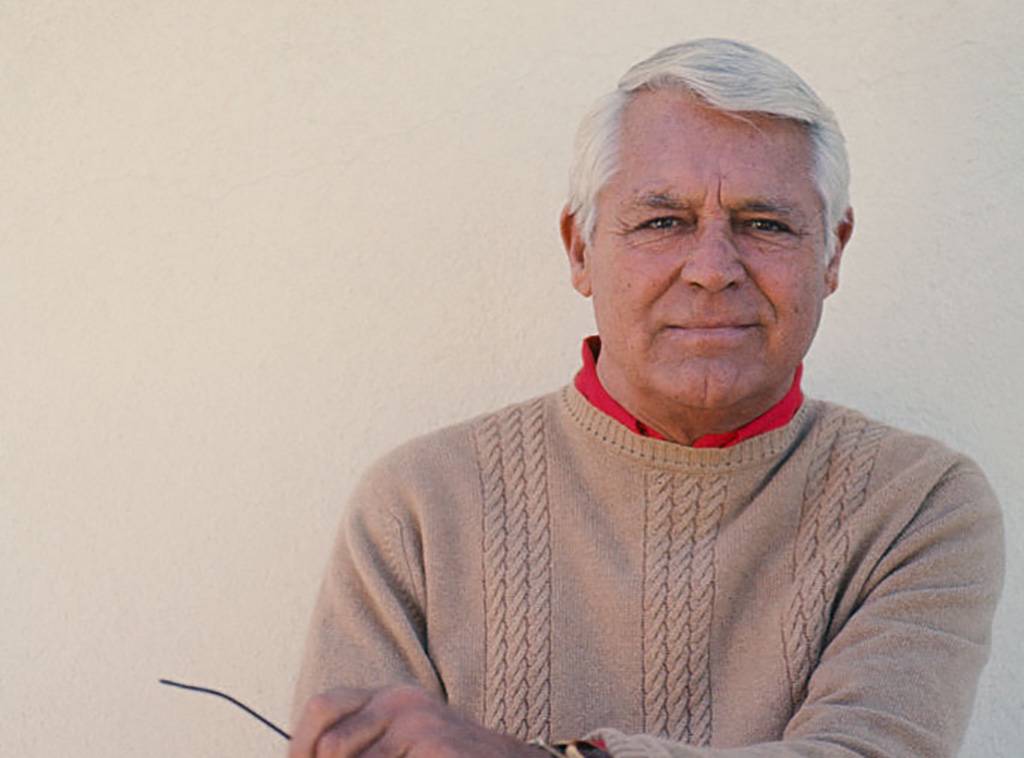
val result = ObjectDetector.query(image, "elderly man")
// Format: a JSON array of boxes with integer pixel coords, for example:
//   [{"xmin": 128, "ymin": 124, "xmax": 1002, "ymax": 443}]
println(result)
[{"xmin": 289, "ymin": 39, "xmax": 1003, "ymax": 757}]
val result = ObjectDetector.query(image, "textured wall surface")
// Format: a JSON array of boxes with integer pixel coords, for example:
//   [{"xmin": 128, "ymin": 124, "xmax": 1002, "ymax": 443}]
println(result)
[{"xmin": 3, "ymin": 2, "xmax": 1021, "ymax": 756}]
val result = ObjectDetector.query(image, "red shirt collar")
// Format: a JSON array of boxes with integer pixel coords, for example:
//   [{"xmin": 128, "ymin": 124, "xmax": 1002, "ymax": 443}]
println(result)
[{"xmin": 573, "ymin": 335, "xmax": 803, "ymax": 448}]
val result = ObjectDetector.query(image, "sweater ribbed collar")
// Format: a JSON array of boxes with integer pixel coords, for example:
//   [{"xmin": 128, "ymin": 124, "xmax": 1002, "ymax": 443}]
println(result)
[{"xmin": 560, "ymin": 383, "xmax": 817, "ymax": 472}]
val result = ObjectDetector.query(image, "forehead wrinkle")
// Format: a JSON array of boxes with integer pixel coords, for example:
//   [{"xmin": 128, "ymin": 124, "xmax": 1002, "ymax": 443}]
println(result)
[{"xmin": 712, "ymin": 172, "xmax": 801, "ymax": 217}]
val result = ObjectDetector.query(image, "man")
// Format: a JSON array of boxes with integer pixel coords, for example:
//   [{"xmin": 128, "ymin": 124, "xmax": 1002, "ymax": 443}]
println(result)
[{"xmin": 289, "ymin": 39, "xmax": 1003, "ymax": 757}]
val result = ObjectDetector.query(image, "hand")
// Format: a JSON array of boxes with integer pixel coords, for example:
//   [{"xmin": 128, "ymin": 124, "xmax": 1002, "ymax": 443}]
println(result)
[{"xmin": 289, "ymin": 684, "xmax": 545, "ymax": 758}]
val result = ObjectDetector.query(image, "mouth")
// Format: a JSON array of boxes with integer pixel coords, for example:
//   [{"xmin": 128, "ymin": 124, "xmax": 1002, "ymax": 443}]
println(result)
[
  {"xmin": 663, "ymin": 323, "xmax": 759, "ymax": 343},
  {"xmin": 667, "ymin": 322, "xmax": 758, "ymax": 331}
]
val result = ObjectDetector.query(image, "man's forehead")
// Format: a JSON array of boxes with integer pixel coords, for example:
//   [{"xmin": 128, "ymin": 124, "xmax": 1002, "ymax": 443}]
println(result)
[
  {"xmin": 618, "ymin": 92, "xmax": 816, "ymax": 164},
  {"xmin": 622, "ymin": 88, "xmax": 811, "ymax": 142}
]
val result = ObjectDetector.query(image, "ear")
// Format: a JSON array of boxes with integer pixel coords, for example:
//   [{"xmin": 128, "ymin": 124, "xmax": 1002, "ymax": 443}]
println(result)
[
  {"xmin": 560, "ymin": 205, "xmax": 593, "ymax": 297},
  {"xmin": 824, "ymin": 207, "xmax": 854, "ymax": 295}
]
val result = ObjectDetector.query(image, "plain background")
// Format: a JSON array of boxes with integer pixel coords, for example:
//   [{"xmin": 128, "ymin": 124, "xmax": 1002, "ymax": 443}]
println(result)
[{"xmin": 3, "ymin": 2, "xmax": 1021, "ymax": 756}]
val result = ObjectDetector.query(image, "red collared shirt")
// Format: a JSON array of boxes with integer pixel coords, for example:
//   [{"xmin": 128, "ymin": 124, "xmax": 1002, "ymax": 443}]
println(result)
[{"xmin": 573, "ymin": 336, "xmax": 803, "ymax": 447}]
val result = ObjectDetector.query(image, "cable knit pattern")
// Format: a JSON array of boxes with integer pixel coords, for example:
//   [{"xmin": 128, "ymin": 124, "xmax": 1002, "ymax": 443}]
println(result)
[
  {"xmin": 782, "ymin": 408, "xmax": 886, "ymax": 709},
  {"xmin": 293, "ymin": 389, "xmax": 1002, "ymax": 758},
  {"xmin": 642, "ymin": 471, "xmax": 727, "ymax": 744},
  {"xmin": 476, "ymin": 399, "xmax": 552, "ymax": 741}
]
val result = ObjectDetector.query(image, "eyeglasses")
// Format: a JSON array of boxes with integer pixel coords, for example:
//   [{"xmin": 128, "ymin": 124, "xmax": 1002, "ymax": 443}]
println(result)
[{"xmin": 159, "ymin": 678, "xmax": 291, "ymax": 741}]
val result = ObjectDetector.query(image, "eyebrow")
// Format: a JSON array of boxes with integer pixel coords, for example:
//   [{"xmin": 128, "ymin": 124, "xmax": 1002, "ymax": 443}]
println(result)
[
  {"xmin": 625, "ymin": 192, "xmax": 805, "ymax": 219},
  {"xmin": 626, "ymin": 192, "xmax": 693, "ymax": 211},
  {"xmin": 733, "ymin": 200, "xmax": 801, "ymax": 217}
]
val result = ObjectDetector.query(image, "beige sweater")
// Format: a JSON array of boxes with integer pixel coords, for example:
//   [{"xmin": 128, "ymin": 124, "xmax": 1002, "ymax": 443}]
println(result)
[{"xmin": 293, "ymin": 387, "xmax": 1003, "ymax": 757}]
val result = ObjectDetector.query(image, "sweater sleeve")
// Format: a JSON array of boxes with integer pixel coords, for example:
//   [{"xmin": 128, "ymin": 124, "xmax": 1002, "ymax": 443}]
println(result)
[
  {"xmin": 587, "ymin": 460, "xmax": 1005, "ymax": 758},
  {"xmin": 290, "ymin": 458, "xmax": 442, "ymax": 729}
]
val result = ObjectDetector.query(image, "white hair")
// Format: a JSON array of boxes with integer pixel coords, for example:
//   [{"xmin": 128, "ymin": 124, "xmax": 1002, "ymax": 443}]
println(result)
[{"xmin": 567, "ymin": 38, "xmax": 850, "ymax": 260}]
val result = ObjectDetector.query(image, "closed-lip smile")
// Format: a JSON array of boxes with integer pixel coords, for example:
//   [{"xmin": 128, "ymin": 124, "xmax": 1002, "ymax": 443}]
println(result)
[
  {"xmin": 667, "ymin": 322, "xmax": 758, "ymax": 330},
  {"xmin": 663, "ymin": 323, "xmax": 759, "ymax": 342}
]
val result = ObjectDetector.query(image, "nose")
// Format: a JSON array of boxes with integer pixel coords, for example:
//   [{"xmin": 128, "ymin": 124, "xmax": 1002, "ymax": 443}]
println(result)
[{"xmin": 678, "ymin": 223, "xmax": 746, "ymax": 292}]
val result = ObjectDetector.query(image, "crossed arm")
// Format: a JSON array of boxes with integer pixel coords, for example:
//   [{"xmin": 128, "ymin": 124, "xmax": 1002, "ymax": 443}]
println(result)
[
  {"xmin": 289, "ymin": 685, "xmax": 549, "ymax": 758},
  {"xmin": 290, "ymin": 459, "xmax": 1003, "ymax": 758}
]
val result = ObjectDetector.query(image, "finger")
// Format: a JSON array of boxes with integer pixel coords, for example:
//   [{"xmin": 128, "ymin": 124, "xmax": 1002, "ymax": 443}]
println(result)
[
  {"xmin": 289, "ymin": 688, "xmax": 372, "ymax": 758},
  {"xmin": 314, "ymin": 685, "xmax": 426, "ymax": 758},
  {"xmin": 315, "ymin": 714, "xmax": 387, "ymax": 758},
  {"xmin": 357, "ymin": 689, "xmax": 442, "ymax": 758},
  {"xmin": 358, "ymin": 733, "xmax": 409, "ymax": 758}
]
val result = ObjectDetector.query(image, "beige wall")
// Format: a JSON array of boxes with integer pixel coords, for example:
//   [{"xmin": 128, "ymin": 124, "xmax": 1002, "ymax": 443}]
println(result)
[{"xmin": 3, "ymin": 2, "xmax": 1021, "ymax": 755}]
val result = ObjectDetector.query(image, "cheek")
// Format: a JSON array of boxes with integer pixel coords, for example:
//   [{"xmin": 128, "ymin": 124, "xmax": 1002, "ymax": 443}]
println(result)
[
  {"xmin": 758, "ymin": 270, "xmax": 826, "ymax": 344},
  {"xmin": 591, "ymin": 273, "xmax": 666, "ymax": 354},
  {"xmin": 778, "ymin": 289, "xmax": 825, "ymax": 347},
  {"xmin": 596, "ymin": 260, "xmax": 661, "ymax": 313}
]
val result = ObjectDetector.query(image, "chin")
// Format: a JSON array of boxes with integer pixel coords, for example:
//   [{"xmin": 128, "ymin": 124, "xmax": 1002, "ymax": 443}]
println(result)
[{"xmin": 654, "ymin": 359, "xmax": 761, "ymax": 411}]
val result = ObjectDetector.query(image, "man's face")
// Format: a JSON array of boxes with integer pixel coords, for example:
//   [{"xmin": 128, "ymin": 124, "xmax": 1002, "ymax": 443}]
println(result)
[{"xmin": 563, "ymin": 89, "xmax": 851, "ymax": 433}]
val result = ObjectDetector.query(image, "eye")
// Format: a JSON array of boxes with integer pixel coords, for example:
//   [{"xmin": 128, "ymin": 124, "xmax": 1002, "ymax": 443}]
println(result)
[
  {"xmin": 638, "ymin": 217, "xmax": 681, "ymax": 231},
  {"xmin": 744, "ymin": 218, "xmax": 792, "ymax": 233}
]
